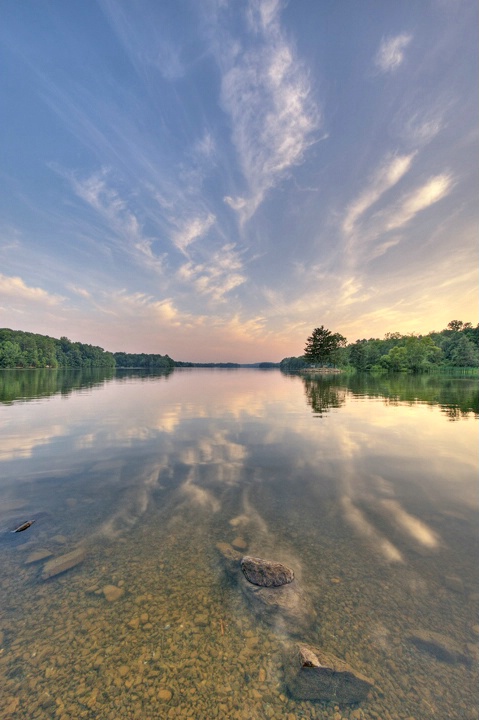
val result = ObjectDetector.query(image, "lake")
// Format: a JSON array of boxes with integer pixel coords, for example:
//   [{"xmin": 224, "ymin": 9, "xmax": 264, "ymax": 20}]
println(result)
[{"xmin": 0, "ymin": 368, "xmax": 477, "ymax": 720}]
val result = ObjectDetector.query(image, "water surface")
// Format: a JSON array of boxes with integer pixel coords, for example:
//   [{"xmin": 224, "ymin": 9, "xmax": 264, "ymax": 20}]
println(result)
[{"xmin": 0, "ymin": 369, "xmax": 477, "ymax": 719}]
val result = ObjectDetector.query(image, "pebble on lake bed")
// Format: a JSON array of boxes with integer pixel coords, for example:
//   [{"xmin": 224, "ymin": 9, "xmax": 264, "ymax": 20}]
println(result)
[
  {"xmin": 102, "ymin": 585, "xmax": 124, "ymax": 602},
  {"xmin": 232, "ymin": 536, "xmax": 248, "ymax": 550},
  {"xmin": 158, "ymin": 688, "xmax": 172, "ymax": 702}
]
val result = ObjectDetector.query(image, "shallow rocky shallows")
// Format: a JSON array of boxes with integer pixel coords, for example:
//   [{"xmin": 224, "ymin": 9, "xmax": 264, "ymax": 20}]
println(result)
[{"xmin": 0, "ymin": 503, "xmax": 478, "ymax": 720}]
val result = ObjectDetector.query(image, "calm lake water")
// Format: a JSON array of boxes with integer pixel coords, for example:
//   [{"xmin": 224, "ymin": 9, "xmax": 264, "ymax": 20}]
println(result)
[{"xmin": 0, "ymin": 368, "xmax": 477, "ymax": 720}]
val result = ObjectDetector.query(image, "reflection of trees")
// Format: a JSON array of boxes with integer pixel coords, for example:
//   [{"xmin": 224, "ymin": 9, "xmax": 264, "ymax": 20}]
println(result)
[
  {"xmin": 0, "ymin": 368, "xmax": 115, "ymax": 404},
  {"xmin": 299, "ymin": 372, "xmax": 478, "ymax": 420},
  {"xmin": 0, "ymin": 368, "xmax": 174, "ymax": 404},
  {"xmin": 345, "ymin": 373, "xmax": 478, "ymax": 420},
  {"xmin": 114, "ymin": 368, "xmax": 173, "ymax": 384},
  {"xmin": 302, "ymin": 376, "xmax": 347, "ymax": 416}
]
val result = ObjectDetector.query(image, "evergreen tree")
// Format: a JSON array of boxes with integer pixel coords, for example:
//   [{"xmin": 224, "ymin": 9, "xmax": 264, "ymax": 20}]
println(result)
[{"xmin": 303, "ymin": 326, "xmax": 347, "ymax": 366}]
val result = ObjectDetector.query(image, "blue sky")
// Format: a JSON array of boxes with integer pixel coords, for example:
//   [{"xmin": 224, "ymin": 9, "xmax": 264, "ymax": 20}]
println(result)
[{"xmin": 1, "ymin": 0, "xmax": 477, "ymax": 362}]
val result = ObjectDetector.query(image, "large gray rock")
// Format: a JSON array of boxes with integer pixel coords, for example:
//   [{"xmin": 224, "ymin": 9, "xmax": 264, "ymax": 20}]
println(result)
[
  {"xmin": 216, "ymin": 544, "xmax": 315, "ymax": 635},
  {"xmin": 284, "ymin": 643, "xmax": 374, "ymax": 703},
  {"xmin": 241, "ymin": 556, "xmax": 294, "ymax": 587},
  {"xmin": 41, "ymin": 548, "xmax": 86, "ymax": 580},
  {"xmin": 408, "ymin": 629, "xmax": 472, "ymax": 667}
]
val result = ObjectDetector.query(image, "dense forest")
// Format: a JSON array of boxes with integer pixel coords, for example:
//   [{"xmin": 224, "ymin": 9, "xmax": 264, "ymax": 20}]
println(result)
[
  {"xmin": 0, "ymin": 329, "xmax": 115, "ymax": 368},
  {"xmin": 113, "ymin": 351, "xmax": 174, "ymax": 369},
  {"xmin": 0, "ymin": 329, "xmax": 176, "ymax": 370},
  {"xmin": 280, "ymin": 321, "xmax": 478, "ymax": 373}
]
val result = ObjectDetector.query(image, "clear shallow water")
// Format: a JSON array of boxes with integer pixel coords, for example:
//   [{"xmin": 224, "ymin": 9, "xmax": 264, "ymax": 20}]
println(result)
[{"xmin": 0, "ymin": 368, "xmax": 477, "ymax": 720}]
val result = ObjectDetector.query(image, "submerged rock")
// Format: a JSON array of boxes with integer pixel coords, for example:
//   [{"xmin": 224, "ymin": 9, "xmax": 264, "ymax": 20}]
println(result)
[
  {"xmin": 408, "ymin": 629, "xmax": 472, "ymax": 666},
  {"xmin": 25, "ymin": 548, "xmax": 53, "ymax": 565},
  {"xmin": 284, "ymin": 643, "xmax": 374, "ymax": 703},
  {"xmin": 103, "ymin": 585, "xmax": 124, "ymax": 602},
  {"xmin": 232, "ymin": 536, "xmax": 248, "ymax": 550},
  {"xmin": 217, "ymin": 544, "xmax": 315, "ymax": 635},
  {"xmin": 11, "ymin": 520, "xmax": 36, "ymax": 533},
  {"xmin": 41, "ymin": 548, "xmax": 86, "ymax": 580},
  {"xmin": 241, "ymin": 556, "xmax": 294, "ymax": 587},
  {"xmin": 443, "ymin": 575, "xmax": 464, "ymax": 594}
]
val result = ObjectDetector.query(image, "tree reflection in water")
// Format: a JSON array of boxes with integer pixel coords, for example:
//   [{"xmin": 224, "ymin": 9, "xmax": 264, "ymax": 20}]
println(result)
[
  {"xmin": 302, "ymin": 375, "xmax": 347, "ymax": 417},
  {"xmin": 298, "ymin": 372, "xmax": 478, "ymax": 420}
]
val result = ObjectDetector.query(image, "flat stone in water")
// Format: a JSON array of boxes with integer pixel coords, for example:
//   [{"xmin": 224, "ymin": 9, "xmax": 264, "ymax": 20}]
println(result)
[
  {"xmin": 443, "ymin": 575, "xmax": 464, "ymax": 593},
  {"xmin": 41, "ymin": 548, "xmax": 86, "ymax": 580},
  {"xmin": 241, "ymin": 556, "xmax": 294, "ymax": 587},
  {"xmin": 408, "ymin": 629, "xmax": 472, "ymax": 666},
  {"xmin": 25, "ymin": 548, "xmax": 53, "ymax": 565},
  {"xmin": 284, "ymin": 643, "xmax": 374, "ymax": 704}
]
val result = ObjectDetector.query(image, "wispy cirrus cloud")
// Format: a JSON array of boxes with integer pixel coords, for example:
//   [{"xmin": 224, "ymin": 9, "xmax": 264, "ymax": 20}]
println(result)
[
  {"xmin": 0, "ymin": 273, "xmax": 64, "ymax": 306},
  {"xmin": 106, "ymin": 289, "xmax": 180, "ymax": 324},
  {"xmin": 375, "ymin": 33, "xmax": 412, "ymax": 73},
  {"xmin": 70, "ymin": 169, "xmax": 164, "ymax": 270},
  {"xmin": 68, "ymin": 285, "xmax": 92, "ymax": 299},
  {"xmin": 383, "ymin": 173, "xmax": 454, "ymax": 231},
  {"xmin": 172, "ymin": 213, "xmax": 216, "ymax": 254},
  {"xmin": 177, "ymin": 243, "xmax": 246, "ymax": 301},
  {"xmin": 342, "ymin": 152, "xmax": 416, "ymax": 236},
  {"xmin": 402, "ymin": 110, "xmax": 445, "ymax": 146},
  {"xmin": 217, "ymin": 0, "xmax": 320, "ymax": 221},
  {"xmin": 154, "ymin": 40, "xmax": 185, "ymax": 81},
  {"xmin": 341, "ymin": 148, "xmax": 453, "ymax": 266}
]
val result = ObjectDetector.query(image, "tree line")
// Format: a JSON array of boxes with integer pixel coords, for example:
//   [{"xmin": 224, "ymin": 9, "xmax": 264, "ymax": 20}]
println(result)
[
  {"xmin": 1, "ymin": 321, "xmax": 477, "ymax": 373},
  {"xmin": 280, "ymin": 321, "xmax": 479, "ymax": 373},
  {"xmin": 113, "ymin": 351, "xmax": 174, "ymax": 370},
  {"xmin": 0, "ymin": 329, "xmax": 116, "ymax": 368},
  {"xmin": 0, "ymin": 329, "xmax": 174, "ymax": 370}
]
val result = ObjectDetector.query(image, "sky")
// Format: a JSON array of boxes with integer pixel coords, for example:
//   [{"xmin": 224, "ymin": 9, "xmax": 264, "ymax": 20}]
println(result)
[{"xmin": 0, "ymin": 0, "xmax": 477, "ymax": 362}]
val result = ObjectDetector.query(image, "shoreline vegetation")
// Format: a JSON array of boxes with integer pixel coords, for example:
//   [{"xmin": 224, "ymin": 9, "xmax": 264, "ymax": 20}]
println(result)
[
  {"xmin": 280, "ymin": 321, "xmax": 478, "ymax": 375},
  {"xmin": 0, "ymin": 320, "xmax": 477, "ymax": 375}
]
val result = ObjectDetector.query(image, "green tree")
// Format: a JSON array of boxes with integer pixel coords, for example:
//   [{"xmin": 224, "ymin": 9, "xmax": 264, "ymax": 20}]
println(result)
[
  {"xmin": 20, "ymin": 337, "xmax": 39, "ymax": 367},
  {"xmin": 448, "ymin": 334, "xmax": 478, "ymax": 367},
  {"xmin": 447, "ymin": 320, "xmax": 464, "ymax": 332},
  {"xmin": 304, "ymin": 326, "xmax": 347, "ymax": 366},
  {"xmin": 380, "ymin": 345, "xmax": 408, "ymax": 372},
  {"xmin": 279, "ymin": 356, "xmax": 308, "ymax": 372},
  {"xmin": 404, "ymin": 336, "xmax": 442, "ymax": 372},
  {"xmin": 0, "ymin": 340, "xmax": 22, "ymax": 367}
]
